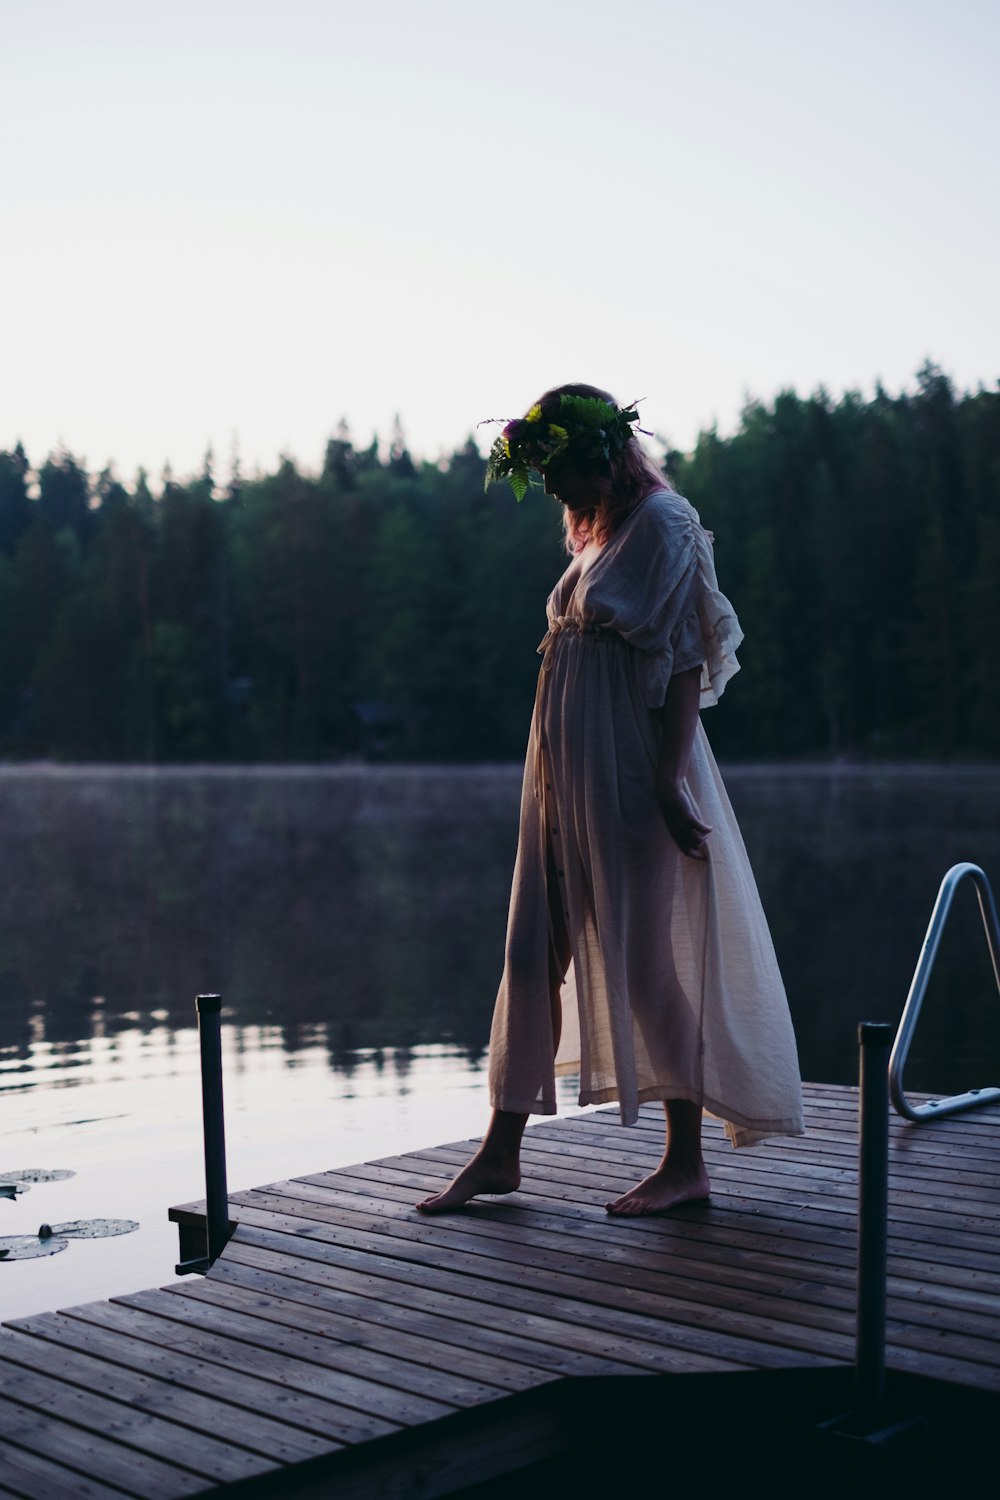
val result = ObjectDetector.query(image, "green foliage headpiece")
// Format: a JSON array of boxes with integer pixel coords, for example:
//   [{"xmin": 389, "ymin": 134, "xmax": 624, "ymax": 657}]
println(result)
[{"xmin": 482, "ymin": 394, "xmax": 646, "ymax": 501}]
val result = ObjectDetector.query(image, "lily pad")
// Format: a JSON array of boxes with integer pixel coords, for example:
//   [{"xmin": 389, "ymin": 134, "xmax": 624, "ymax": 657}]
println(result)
[
  {"xmin": 0, "ymin": 1235, "xmax": 69, "ymax": 1260},
  {"xmin": 47, "ymin": 1219, "xmax": 139, "ymax": 1239},
  {"xmin": 0, "ymin": 1169, "xmax": 75, "ymax": 1184}
]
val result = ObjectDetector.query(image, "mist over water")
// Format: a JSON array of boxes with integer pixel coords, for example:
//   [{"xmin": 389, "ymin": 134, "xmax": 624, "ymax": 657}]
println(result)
[{"xmin": 3, "ymin": 763, "xmax": 998, "ymax": 1083}]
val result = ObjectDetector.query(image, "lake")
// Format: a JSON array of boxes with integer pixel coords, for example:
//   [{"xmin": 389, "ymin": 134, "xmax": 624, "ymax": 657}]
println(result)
[{"xmin": 2, "ymin": 763, "xmax": 999, "ymax": 1320}]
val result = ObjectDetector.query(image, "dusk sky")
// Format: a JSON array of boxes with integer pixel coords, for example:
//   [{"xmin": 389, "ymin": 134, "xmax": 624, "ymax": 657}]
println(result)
[{"xmin": 4, "ymin": 0, "xmax": 998, "ymax": 483}]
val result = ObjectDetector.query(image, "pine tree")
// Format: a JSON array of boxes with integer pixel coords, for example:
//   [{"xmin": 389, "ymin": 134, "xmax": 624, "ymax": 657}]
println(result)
[{"xmin": 0, "ymin": 443, "xmax": 32, "ymax": 555}]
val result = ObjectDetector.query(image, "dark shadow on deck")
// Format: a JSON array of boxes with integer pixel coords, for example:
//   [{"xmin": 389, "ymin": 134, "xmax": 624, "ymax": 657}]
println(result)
[{"xmin": 211, "ymin": 1368, "xmax": 1000, "ymax": 1497}]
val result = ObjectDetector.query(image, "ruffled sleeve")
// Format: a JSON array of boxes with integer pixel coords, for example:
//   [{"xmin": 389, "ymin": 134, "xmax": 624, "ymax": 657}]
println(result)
[
  {"xmin": 686, "ymin": 531, "xmax": 744, "ymax": 708},
  {"xmin": 580, "ymin": 490, "xmax": 743, "ymax": 709}
]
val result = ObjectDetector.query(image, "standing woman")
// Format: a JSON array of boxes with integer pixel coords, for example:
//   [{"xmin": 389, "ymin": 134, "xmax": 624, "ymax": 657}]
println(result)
[{"xmin": 418, "ymin": 384, "xmax": 803, "ymax": 1217}]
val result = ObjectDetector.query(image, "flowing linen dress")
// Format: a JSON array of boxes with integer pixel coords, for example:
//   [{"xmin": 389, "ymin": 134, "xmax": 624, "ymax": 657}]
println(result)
[{"xmin": 488, "ymin": 488, "xmax": 804, "ymax": 1148}]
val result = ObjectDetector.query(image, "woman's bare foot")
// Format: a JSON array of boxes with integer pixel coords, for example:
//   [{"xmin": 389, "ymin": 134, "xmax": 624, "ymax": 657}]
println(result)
[
  {"xmin": 605, "ymin": 1161, "xmax": 711, "ymax": 1216},
  {"xmin": 416, "ymin": 1150, "xmax": 521, "ymax": 1213},
  {"xmin": 417, "ymin": 1109, "xmax": 528, "ymax": 1213}
]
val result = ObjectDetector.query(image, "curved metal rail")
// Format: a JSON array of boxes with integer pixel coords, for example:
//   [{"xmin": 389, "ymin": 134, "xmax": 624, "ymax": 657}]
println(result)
[{"xmin": 889, "ymin": 862, "xmax": 1000, "ymax": 1121}]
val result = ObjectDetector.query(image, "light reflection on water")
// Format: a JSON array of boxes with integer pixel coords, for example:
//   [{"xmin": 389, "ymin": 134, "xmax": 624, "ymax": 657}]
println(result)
[{"xmin": 1, "ymin": 763, "xmax": 999, "ymax": 1319}]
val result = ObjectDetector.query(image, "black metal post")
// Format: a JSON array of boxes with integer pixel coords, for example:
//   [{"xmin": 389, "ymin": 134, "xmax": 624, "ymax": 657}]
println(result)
[
  {"xmin": 176, "ymin": 993, "xmax": 231, "ymax": 1275},
  {"xmin": 197, "ymin": 993, "xmax": 230, "ymax": 1267},
  {"xmin": 856, "ymin": 1020, "xmax": 893, "ymax": 1430}
]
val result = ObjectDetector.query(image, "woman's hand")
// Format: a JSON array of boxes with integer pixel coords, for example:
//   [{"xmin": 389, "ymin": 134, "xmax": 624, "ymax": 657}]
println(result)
[
  {"xmin": 655, "ymin": 778, "xmax": 712, "ymax": 860},
  {"xmin": 652, "ymin": 667, "xmax": 709, "ymax": 857}
]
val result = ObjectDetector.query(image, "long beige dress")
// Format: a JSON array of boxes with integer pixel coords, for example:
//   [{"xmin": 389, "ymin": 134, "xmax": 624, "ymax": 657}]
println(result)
[{"xmin": 488, "ymin": 488, "xmax": 804, "ymax": 1147}]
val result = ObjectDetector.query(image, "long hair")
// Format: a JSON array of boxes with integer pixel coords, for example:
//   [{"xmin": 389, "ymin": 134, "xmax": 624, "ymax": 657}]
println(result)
[{"xmin": 532, "ymin": 383, "xmax": 670, "ymax": 552}]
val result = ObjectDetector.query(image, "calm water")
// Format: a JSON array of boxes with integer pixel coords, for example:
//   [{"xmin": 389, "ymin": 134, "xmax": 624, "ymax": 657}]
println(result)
[{"xmin": 2, "ymin": 763, "xmax": 999, "ymax": 1319}]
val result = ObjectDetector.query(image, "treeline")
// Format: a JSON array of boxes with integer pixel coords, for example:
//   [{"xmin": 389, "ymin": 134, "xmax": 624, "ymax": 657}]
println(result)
[{"xmin": 0, "ymin": 363, "xmax": 997, "ymax": 763}]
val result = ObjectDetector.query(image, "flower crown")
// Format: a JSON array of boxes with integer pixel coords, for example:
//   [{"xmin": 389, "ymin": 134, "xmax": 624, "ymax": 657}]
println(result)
[{"xmin": 482, "ymin": 394, "xmax": 647, "ymax": 501}]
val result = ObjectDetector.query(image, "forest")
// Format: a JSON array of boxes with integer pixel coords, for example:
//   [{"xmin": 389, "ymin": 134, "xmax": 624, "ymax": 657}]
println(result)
[{"xmin": 0, "ymin": 363, "xmax": 997, "ymax": 764}]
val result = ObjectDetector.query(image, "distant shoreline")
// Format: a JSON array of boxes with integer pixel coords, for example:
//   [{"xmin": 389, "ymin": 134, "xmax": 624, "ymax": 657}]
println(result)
[{"xmin": 0, "ymin": 760, "xmax": 997, "ymax": 779}]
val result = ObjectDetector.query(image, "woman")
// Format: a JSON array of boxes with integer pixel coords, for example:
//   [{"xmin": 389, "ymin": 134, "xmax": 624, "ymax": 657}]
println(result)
[{"xmin": 418, "ymin": 384, "xmax": 803, "ymax": 1217}]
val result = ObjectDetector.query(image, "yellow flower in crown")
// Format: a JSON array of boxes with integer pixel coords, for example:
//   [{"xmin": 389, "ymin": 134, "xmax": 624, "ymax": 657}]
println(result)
[{"xmin": 525, "ymin": 403, "xmax": 543, "ymax": 423}]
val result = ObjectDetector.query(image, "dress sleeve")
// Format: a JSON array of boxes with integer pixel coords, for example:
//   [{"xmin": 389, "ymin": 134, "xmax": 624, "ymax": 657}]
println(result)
[{"xmin": 602, "ymin": 493, "xmax": 744, "ymax": 709}]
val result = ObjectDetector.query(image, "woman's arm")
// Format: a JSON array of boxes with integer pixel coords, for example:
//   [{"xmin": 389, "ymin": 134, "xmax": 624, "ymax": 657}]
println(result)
[{"xmin": 652, "ymin": 666, "xmax": 712, "ymax": 860}]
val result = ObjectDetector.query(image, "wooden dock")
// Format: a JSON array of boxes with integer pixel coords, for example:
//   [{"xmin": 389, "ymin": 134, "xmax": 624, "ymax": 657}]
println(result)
[{"xmin": 1, "ymin": 1082, "xmax": 999, "ymax": 1495}]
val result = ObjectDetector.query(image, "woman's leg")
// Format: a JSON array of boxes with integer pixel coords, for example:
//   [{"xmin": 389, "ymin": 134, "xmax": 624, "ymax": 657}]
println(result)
[
  {"xmin": 417, "ymin": 843, "xmax": 571, "ymax": 1214},
  {"xmin": 604, "ymin": 1099, "xmax": 711, "ymax": 1215}
]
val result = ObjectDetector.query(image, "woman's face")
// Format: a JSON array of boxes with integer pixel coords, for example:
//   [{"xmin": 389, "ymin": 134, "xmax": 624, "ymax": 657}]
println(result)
[{"xmin": 541, "ymin": 454, "xmax": 598, "ymax": 508}]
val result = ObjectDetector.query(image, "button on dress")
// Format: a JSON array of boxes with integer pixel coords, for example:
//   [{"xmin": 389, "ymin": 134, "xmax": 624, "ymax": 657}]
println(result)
[{"xmin": 487, "ymin": 488, "xmax": 804, "ymax": 1147}]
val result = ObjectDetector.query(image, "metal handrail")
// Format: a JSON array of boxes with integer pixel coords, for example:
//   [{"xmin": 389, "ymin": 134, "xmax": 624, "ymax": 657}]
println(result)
[{"xmin": 888, "ymin": 862, "xmax": 1000, "ymax": 1121}]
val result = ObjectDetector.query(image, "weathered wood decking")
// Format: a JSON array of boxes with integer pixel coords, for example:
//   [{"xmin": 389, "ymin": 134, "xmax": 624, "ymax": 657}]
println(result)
[{"xmin": 1, "ymin": 1083, "xmax": 999, "ymax": 1496}]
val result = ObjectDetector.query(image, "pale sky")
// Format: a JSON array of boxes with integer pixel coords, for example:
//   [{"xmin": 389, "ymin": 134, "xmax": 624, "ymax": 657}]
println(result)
[{"xmin": 3, "ymin": 0, "xmax": 998, "ymax": 484}]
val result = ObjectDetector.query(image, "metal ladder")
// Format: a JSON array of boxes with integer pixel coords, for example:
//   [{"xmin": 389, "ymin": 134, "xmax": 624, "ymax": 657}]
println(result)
[{"xmin": 889, "ymin": 862, "xmax": 1000, "ymax": 1121}]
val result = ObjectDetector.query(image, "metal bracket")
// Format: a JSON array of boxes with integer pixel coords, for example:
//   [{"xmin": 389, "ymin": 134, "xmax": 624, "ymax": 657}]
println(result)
[
  {"xmin": 889, "ymin": 862, "xmax": 1000, "ymax": 1121},
  {"xmin": 174, "ymin": 1255, "xmax": 211, "ymax": 1276}
]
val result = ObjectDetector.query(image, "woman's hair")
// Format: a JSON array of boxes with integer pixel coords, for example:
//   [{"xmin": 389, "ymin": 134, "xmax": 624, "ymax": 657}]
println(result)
[{"xmin": 532, "ymin": 382, "xmax": 669, "ymax": 552}]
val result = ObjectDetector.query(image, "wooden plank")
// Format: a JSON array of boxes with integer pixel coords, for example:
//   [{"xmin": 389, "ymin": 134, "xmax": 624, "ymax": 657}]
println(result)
[
  {"xmin": 61, "ymin": 1292, "xmax": 516, "ymax": 1406},
  {"xmin": 160, "ymin": 1277, "xmax": 569, "ymax": 1389},
  {"xmin": 0, "ymin": 1392, "xmax": 206, "ymax": 1499},
  {"xmin": 93, "ymin": 1290, "xmax": 445, "ymax": 1434},
  {"xmin": 373, "ymin": 1145, "xmax": 1000, "ymax": 1258},
  {"xmin": 230, "ymin": 1188, "xmax": 995, "ymax": 1374},
  {"xmin": 775, "ymin": 1089, "xmax": 998, "ymax": 1135},
  {"xmin": 294, "ymin": 1167, "xmax": 1000, "ymax": 1310},
  {"xmin": 253, "ymin": 1176, "xmax": 1000, "ymax": 1331},
  {"xmin": 287, "ymin": 1159, "xmax": 998, "ymax": 1269},
  {"xmin": 790, "ymin": 1119, "xmax": 1000, "ymax": 1165},
  {"xmin": 334, "ymin": 1153, "xmax": 998, "ymax": 1282},
  {"xmin": 203, "ymin": 1250, "xmax": 739, "ymax": 1380},
  {"xmin": 5, "ymin": 1312, "xmax": 343, "ymax": 1464},
  {"xmin": 509, "ymin": 1140, "xmax": 1000, "ymax": 1220},
  {"xmin": 609, "ymin": 1095, "xmax": 1000, "ymax": 1159},
  {"xmin": 408, "ymin": 1142, "xmax": 1000, "ymax": 1231},
  {"xmin": 219, "ymin": 1229, "xmax": 802, "ymax": 1373},
  {"xmin": 222, "ymin": 1188, "xmax": 1000, "ymax": 1361},
  {"xmin": 68, "ymin": 1289, "xmax": 488, "ymax": 1419},
  {"xmin": 808, "ymin": 1081, "xmax": 1000, "ymax": 1114},
  {"xmin": 526, "ymin": 1115, "xmax": 1000, "ymax": 1196},
  {"xmin": 220, "ymin": 1220, "xmax": 860, "ymax": 1375},
  {"xmin": 302, "ymin": 1150, "xmax": 988, "ymax": 1255},
  {"xmin": 0, "ymin": 1330, "xmax": 280, "ymax": 1487},
  {"xmin": 322, "ymin": 1155, "xmax": 1000, "ymax": 1284},
  {"xmin": 238, "ymin": 1174, "xmax": 997, "ymax": 1323},
  {"xmin": 779, "ymin": 1094, "xmax": 999, "ymax": 1140},
  {"xmin": 543, "ymin": 1140, "xmax": 1000, "ymax": 1197},
  {"xmin": 214, "ymin": 1228, "xmax": 990, "ymax": 1395},
  {"xmin": 0, "ymin": 1443, "xmax": 130, "ymax": 1500},
  {"xmin": 506, "ymin": 1141, "xmax": 1000, "ymax": 1239}
]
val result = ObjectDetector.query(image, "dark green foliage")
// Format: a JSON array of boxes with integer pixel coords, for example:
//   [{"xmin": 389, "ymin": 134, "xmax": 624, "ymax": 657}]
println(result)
[
  {"xmin": 672, "ymin": 365, "xmax": 1000, "ymax": 760},
  {"xmin": 37, "ymin": 448, "xmax": 92, "ymax": 544},
  {"xmin": 0, "ymin": 443, "xmax": 31, "ymax": 555},
  {"xmin": 0, "ymin": 366, "xmax": 997, "ymax": 762}
]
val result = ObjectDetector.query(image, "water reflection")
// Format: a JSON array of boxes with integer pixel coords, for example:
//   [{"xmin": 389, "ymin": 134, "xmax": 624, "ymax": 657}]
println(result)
[{"xmin": 1, "ymin": 764, "xmax": 999, "ymax": 1096}]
